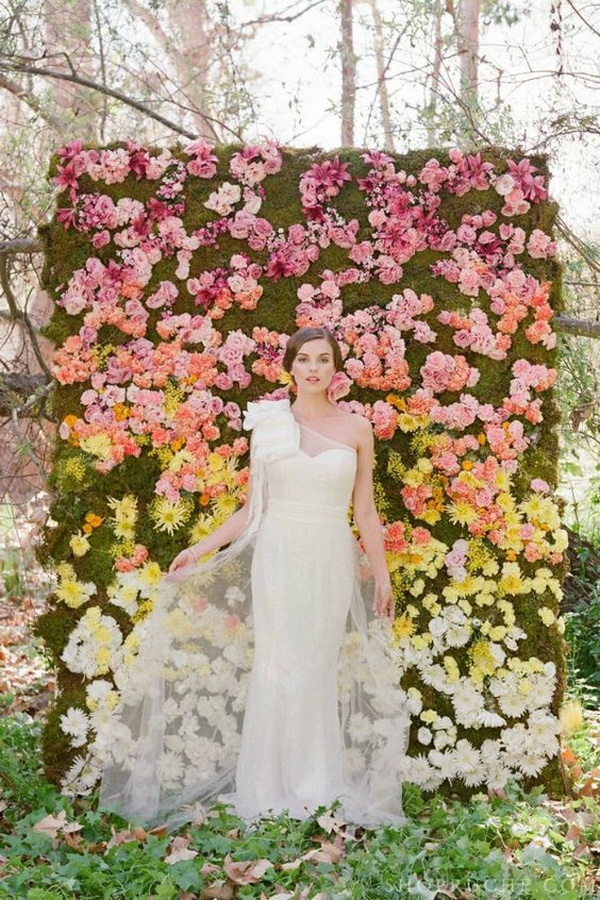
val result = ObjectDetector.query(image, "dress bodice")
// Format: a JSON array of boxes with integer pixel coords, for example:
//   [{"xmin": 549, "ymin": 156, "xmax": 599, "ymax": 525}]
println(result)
[
  {"xmin": 243, "ymin": 398, "xmax": 357, "ymax": 523},
  {"xmin": 264, "ymin": 446, "xmax": 357, "ymax": 520}
]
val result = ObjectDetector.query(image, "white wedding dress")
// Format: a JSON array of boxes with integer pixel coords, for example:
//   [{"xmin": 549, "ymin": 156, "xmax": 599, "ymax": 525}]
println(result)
[{"xmin": 98, "ymin": 399, "xmax": 410, "ymax": 828}]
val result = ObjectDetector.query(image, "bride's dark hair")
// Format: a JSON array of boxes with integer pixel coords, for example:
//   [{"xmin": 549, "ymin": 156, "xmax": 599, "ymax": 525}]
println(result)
[{"xmin": 282, "ymin": 327, "xmax": 343, "ymax": 373}]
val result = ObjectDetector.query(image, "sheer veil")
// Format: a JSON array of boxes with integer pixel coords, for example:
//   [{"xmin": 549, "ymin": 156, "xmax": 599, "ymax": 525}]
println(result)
[{"xmin": 97, "ymin": 399, "xmax": 410, "ymax": 829}]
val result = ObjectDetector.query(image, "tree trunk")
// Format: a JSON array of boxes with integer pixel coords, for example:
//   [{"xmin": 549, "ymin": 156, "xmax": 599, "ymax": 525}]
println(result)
[
  {"xmin": 43, "ymin": 0, "xmax": 97, "ymax": 140},
  {"xmin": 427, "ymin": 0, "xmax": 444, "ymax": 145},
  {"xmin": 368, "ymin": 0, "xmax": 394, "ymax": 151},
  {"xmin": 456, "ymin": 0, "xmax": 481, "ymax": 109},
  {"xmin": 340, "ymin": 0, "xmax": 356, "ymax": 146}
]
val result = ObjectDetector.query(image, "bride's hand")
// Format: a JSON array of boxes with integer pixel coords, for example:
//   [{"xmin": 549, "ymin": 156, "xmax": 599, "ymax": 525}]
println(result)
[
  {"xmin": 374, "ymin": 577, "xmax": 395, "ymax": 620},
  {"xmin": 168, "ymin": 547, "xmax": 198, "ymax": 574}
]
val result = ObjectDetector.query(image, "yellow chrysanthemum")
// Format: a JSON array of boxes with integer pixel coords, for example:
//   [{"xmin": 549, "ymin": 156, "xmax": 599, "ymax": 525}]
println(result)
[
  {"xmin": 469, "ymin": 639, "xmax": 499, "ymax": 677},
  {"xmin": 447, "ymin": 502, "xmax": 478, "ymax": 526},
  {"xmin": 55, "ymin": 578, "xmax": 95, "ymax": 609},
  {"xmin": 498, "ymin": 562, "xmax": 527, "ymax": 595},
  {"xmin": 138, "ymin": 561, "xmax": 163, "ymax": 586},
  {"xmin": 69, "ymin": 532, "xmax": 91, "ymax": 557},
  {"xmin": 57, "ymin": 561, "xmax": 76, "ymax": 581},
  {"xmin": 393, "ymin": 613, "xmax": 416, "ymax": 642},
  {"xmin": 150, "ymin": 496, "xmax": 192, "ymax": 534}
]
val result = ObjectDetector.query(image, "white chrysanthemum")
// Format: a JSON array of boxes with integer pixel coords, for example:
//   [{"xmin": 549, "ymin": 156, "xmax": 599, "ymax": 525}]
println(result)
[
  {"xmin": 59, "ymin": 707, "xmax": 91, "ymax": 747},
  {"xmin": 404, "ymin": 754, "xmax": 435, "ymax": 786},
  {"xmin": 451, "ymin": 681, "xmax": 485, "ymax": 727},
  {"xmin": 454, "ymin": 740, "xmax": 484, "ymax": 786},
  {"xmin": 428, "ymin": 748, "xmax": 458, "ymax": 780},
  {"xmin": 159, "ymin": 750, "xmax": 184, "ymax": 785},
  {"xmin": 225, "ymin": 586, "xmax": 246, "ymax": 606},
  {"xmin": 477, "ymin": 710, "xmax": 506, "ymax": 728},
  {"xmin": 419, "ymin": 663, "xmax": 449, "ymax": 691},
  {"xmin": 61, "ymin": 607, "xmax": 123, "ymax": 678}
]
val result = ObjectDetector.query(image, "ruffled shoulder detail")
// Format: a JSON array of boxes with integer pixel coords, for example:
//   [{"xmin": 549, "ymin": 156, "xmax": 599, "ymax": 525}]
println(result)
[{"xmin": 242, "ymin": 398, "xmax": 300, "ymax": 462}]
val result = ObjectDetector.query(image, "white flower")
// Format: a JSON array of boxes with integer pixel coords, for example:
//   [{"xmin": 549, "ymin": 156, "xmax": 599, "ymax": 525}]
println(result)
[
  {"xmin": 451, "ymin": 681, "xmax": 485, "ymax": 727},
  {"xmin": 59, "ymin": 707, "xmax": 90, "ymax": 747},
  {"xmin": 159, "ymin": 750, "xmax": 184, "ymax": 785},
  {"xmin": 428, "ymin": 748, "xmax": 458, "ymax": 780},
  {"xmin": 404, "ymin": 755, "xmax": 435, "ymax": 786},
  {"xmin": 417, "ymin": 727, "xmax": 433, "ymax": 746},
  {"xmin": 225, "ymin": 586, "xmax": 246, "ymax": 606},
  {"xmin": 453, "ymin": 739, "xmax": 482, "ymax": 782}
]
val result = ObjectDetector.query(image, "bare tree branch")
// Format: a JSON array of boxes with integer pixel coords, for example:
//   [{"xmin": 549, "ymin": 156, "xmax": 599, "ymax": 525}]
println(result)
[
  {"xmin": 1, "ymin": 61, "xmax": 244, "ymax": 141},
  {"xmin": 554, "ymin": 315, "xmax": 600, "ymax": 339},
  {"xmin": 0, "ymin": 72, "xmax": 63, "ymax": 129},
  {"xmin": 557, "ymin": 216, "xmax": 600, "ymax": 275},
  {"xmin": 0, "ymin": 256, "xmax": 53, "ymax": 379},
  {"xmin": 0, "ymin": 239, "xmax": 43, "ymax": 255}
]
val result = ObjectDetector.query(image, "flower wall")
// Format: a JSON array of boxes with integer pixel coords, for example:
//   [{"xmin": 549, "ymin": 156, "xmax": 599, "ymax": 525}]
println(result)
[{"xmin": 37, "ymin": 140, "xmax": 567, "ymax": 796}]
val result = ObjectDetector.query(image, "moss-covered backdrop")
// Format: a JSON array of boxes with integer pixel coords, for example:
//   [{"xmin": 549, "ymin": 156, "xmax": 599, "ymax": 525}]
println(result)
[{"xmin": 36, "ymin": 141, "xmax": 567, "ymax": 798}]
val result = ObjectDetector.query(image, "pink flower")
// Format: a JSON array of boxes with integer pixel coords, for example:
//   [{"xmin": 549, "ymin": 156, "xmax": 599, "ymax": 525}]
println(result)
[
  {"xmin": 327, "ymin": 371, "xmax": 352, "ymax": 401},
  {"xmin": 527, "ymin": 229, "xmax": 556, "ymax": 259}
]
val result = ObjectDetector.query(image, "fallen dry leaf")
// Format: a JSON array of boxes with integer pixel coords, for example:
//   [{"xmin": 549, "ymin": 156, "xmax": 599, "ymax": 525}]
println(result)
[
  {"xmin": 106, "ymin": 826, "xmax": 149, "ymax": 849},
  {"xmin": 316, "ymin": 810, "xmax": 346, "ymax": 835},
  {"xmin": 166, "ymin": 836, "xmax": 198, "ymax": 865},
  {"xmin": 202, "ymin": 883, "xmax": 234, "ymax": 900},
  {"xmin": 223, "ymin": 854, "xmax": 273, "ymax": 885},
  {"xmin": 301, "ymin": 839, "xmax": 344, "ymax": 865},
  {"xmin": 32, "ymin": 810, "xmax": 68, "ymax": 839}
]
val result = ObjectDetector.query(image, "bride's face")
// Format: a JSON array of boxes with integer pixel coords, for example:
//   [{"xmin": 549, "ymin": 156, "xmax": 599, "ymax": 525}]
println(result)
[{"xmin": 290, "ymin": 338, "xmax": 336, "ymax": 394}]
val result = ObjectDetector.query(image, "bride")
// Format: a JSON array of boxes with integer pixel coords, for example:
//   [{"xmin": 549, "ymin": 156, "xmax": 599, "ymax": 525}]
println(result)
[{"xmin": 98, "ymin": 326, "xmax": 410, "ymax": 828}]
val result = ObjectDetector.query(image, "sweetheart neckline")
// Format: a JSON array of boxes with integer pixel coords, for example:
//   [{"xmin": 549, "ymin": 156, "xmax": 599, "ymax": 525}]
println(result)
[{"xmin": 298, "ymin": 446, "xmax": 357, "ymax": 459}]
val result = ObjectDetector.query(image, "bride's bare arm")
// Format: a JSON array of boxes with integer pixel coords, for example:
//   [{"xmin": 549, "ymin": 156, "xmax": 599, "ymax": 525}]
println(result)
[
  {"xmin": 168, "ymin": 471, "xmax": 254, "ymax": 574},
  {"xmin": 351, "ymin": 418, "xmax": 395, "ymax": 619}
]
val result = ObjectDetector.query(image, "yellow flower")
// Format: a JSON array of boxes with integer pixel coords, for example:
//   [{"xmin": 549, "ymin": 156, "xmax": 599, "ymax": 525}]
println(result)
[
  {"xmin": 538, "ymin": 606, "xmax": 556, "ymax": 626},
  {"xmin": 495, "ymin": 492, "xmax": 514, "ymax": 513},
  {"xmin": 212, "ymin": 493, "xmax": 239, "ymax": 521},
  {"xmin": 80, "ymin": 433, "xmax": 112, "ymax": 460},
  {"xmin": 489, "ymin": 626, "xmax": 507, "ymax": 641},
  {"xmin": 498, "ymin": 562, "xmax": 527, "ymax": 596},
  {"xmin": 416, "ymin": 458, "xmax": 433, "ymax": 474},
  {"xmin": 469, "ymin": 639, "xmax": 499, "ymax": 677},
  {"xmin": 55, "ymin": 578, "xmax": 95, "ymax": 609},
  {"xmin": 493, "ymin": 469, "xmax": 510, "ymax": 491},
  {"xmin": 138, "ymin": 561, "xmax": 163, "ymax": 587},
  {"xmin": 411, "ymin": 634, "xmax": 430, "ymax": 651},
  {"xmin": 420, "ymin": 709, "xmax": 439, "ymax": 724},
  {"xmin": 447, "ymin": 502, "xmax": 478, "ymax": 526},
  {"xmin": 150, "ymin": 496, "xmax": 192, "ymax": 534},
  {"xmin": 404, "ymin": 469, "xmax": 424, "ymax": 487},
  {"xmin": 393, "ymin": 613, "xmax": 416, "ymax": 641},
  {"xmin": 132, "ymin": 599, "xmax": 153, "ymax": 624},
  {"xmin": 278, "ymin": 368, "xmax": 294, "ymax": 387},
  {"xmin": 63, "ymin": 457, "xmax": 87, "ymax": 482},
  {"xmin": 57, "ymin": 561, "xmax": 75, "ymax": 581},
  {"xmin": 167, "ymin": 448, "xmax": 194, "ymax": 473},
  {"xmin": 69, "ymin": 532, "xmax": 91, "ymax": 558}
]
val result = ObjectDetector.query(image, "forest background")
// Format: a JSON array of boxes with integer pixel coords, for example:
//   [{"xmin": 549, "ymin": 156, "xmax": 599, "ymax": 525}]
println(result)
[{"xmin": 1, "ymin": 2, "xmax": 600, "ymax": 898}]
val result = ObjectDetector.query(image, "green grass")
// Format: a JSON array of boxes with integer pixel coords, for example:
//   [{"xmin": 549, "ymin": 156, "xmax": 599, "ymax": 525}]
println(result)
[{"xmin": 1, "ymin": 715, "xmax": 598, "ymax": 899}]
